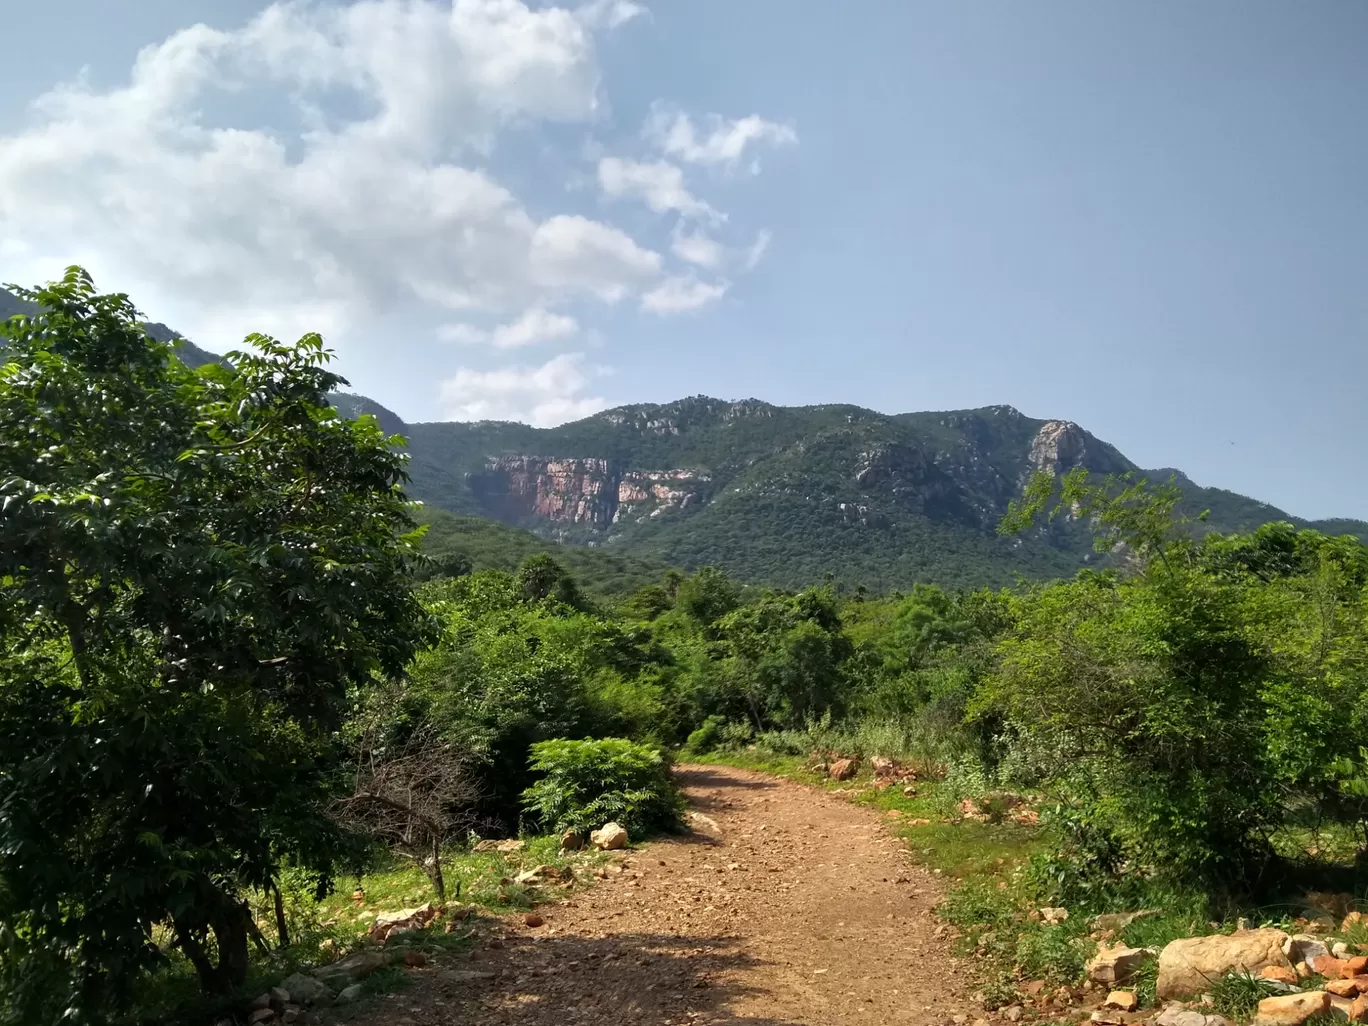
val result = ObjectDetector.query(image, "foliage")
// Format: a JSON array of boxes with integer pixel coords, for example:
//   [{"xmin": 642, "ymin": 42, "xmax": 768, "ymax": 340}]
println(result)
[
  {"xmin": 0, "ymin": 270, "xmax": 431, "ymax": 1021},
  {"xmin": 521, "ymin": 738, "xmax": 685, "ymax": 837}
]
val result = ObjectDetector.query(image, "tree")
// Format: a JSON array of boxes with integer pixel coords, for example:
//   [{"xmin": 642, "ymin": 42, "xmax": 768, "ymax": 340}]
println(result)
[{"xmin": 0, "ymin": 269, "xmax": 431, "ymax": 1020}]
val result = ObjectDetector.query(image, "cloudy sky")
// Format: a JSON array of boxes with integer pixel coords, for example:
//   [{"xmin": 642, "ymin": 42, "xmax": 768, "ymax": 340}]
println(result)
[{"xmin": 2, "ymin": 1, "xmax": 1366, "ymax": 519}]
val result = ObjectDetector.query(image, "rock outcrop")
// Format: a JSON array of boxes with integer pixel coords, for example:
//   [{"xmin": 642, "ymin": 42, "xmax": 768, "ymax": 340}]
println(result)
[{"xmin": 468, "ymin": 457, "xmax": 709, "ymax": 529}]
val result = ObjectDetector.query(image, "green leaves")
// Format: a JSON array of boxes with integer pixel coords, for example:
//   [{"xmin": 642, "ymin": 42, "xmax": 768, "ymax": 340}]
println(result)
[{"xmin": 0, "ymin": 269, "xmax": 430, "ymax": 1020}]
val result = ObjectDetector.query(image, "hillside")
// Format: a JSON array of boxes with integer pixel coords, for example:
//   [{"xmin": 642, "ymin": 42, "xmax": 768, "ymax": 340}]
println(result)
[
  {"xmin": 390, "ymin": 396, "xmax": 1366, "ymax": 591},
  {"xmin": 6, "ymin": 285, "xmax": 1362, "ymax": 591}
]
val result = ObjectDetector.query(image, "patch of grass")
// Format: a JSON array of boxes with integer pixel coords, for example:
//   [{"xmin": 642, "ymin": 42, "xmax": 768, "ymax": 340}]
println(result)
[
  {"xmin": 122, "ymin": 835, "xmax": 605, "ymax": 1026},
  {"xmin": 1209, "ymin": 969, "xmax": 1285, "ymax": 1021}
]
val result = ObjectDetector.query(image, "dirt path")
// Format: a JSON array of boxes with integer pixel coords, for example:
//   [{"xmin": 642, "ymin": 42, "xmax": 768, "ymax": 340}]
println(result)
[{"xmin": 353, "ymin": 764, "xmax": 972, "ymax": 1026}]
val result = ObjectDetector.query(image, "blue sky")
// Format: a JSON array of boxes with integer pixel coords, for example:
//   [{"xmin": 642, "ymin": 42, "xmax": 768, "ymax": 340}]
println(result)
[{"xmin": 2, "ymin": 2, "xmax": 1365, "ymax": 520}]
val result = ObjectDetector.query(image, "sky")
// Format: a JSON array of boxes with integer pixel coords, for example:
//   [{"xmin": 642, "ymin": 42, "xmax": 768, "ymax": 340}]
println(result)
[{"xmin": 1, "ymin": 1, "xmax": 1365, "ymax": 520}]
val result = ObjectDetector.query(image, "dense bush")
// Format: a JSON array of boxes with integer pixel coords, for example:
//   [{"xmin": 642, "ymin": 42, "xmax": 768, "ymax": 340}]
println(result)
[{"xmin": 521, "ymin": 738, "xmax": 686, "ymax": 837}]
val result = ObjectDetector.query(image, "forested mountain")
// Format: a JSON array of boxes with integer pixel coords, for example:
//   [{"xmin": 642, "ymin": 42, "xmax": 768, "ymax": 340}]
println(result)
[
  {"xmin": 5, "ymin": 286, "xmax": 1360, "ymax": 590},
  {"xmin": 386, "ymin": 396, "xmax": 1365, "ymax": 590}
]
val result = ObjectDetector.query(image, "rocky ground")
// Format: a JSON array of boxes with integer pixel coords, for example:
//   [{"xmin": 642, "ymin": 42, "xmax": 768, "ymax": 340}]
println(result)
[{"xmin": 345, "ymin": 763, "xmax": 972, "ymax": 1026}]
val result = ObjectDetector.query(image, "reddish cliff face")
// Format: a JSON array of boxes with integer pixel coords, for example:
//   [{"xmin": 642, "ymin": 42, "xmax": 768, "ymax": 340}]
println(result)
[{"xmin": 469, "ymin": 457, "xmax": 709, "ymax": 530}]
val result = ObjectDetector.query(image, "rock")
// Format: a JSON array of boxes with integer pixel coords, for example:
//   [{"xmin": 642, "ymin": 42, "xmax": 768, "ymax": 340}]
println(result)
[
  {"xmin": 524, "ymin": 913, "xmax": 545, "ymax": 928},
  {"xmin": 1155, "ymin": 1005, "xmax": 1210, "ymax": 1026},
  {"xmin": 269, "ymin": 985, "xmax": 291, "ymax": 1006},
  {"xmin": 1004, "ymin": 1005, "xmax": 1024, "ymax": 1022},
  {"xmin": 278, "ymin": 974, "xmax": 332, "ymax": 1007},
  {"xmin": 1104, "ymin": 990, "xmax": 1139, "ymax": 1012},
  {"xmin": 335, "ymin": 983, "xmax": 365, "ymax": 1005},
  {"xmin": 1157, "ymin": 930, "xmax": 1292, "ymax": 1000},
  {"xmin": 1087, "ymin": 942, "xmax": 1157, "ymax": 987},
  {"xmin": 370, "ymin": 903, "xmax": 438, "ymax": 942},
  {"xmin": 1286, "ymin": 935, "xmax": 1332, "ymax": 966},
  {"xmin": 903, "ymin": 785, "xmax": 918, "ymax": 797},
  {"xmin": 250, "ymin": 992, "xmax": 273, "ymax": 1011},
  {"xmin": 473, "ymin": 839, "xmax": 525, "ymax": 853},
  {"xmin": 560, "ymin": 829, "xmax": 583, "ymax": 851},
  {"xmin": 1262, "ymin": 966, "xmax": 1301, "ymax": 985},
  {"xmin": 590, "ymin": 823, "xmax": 629, "ymax": 850},
  {"xmin": 281, "ymin": 1011, "xmax": 300, "ymax": 1026},
  {"xmin": 828, "ymin": 758, "xmax": 859, "ymax": 781},
  {"xmin": 1090, "ymin": 1013, "xmax": 1124, "ymax": 1025},
  {"xmin": 1092, "ymin": 910, "xmax": 1161, "ymax": 934},
  {"xmin": 1316, "ymin": 956, "xmax": 1350, "ymax": 978},
  {"xmin": 1039, "ymin": 907, "xmax": 1069, "ymax": 925},
  {"xmin": 870, "ymin": 755, "xmax": 896, "ymax": 777},
  {"xmin": 248, "ymin": 1010, "xmax": 277, "ymax": 1026},
  {"xmin": 1345, "ymin": 912, "xmax": 1366, "ymax": 933},
  {"xmin": 1348, "ymin": 957, "xmax": 1368, "ymax": 978},
  {"xmin": 1338, "ymin": 943, "xmax": 1353, "ymax": 959},
  {"xmin": 1333, "ymin": 996, "xmax": 1356, "ymax": 1020},
  {"xmin": 1350, "ymin": 995, "xmax": 1368, "ymax": 1023},
  {"xmin": 403, "ymin": 951, "xmax": 426, "ymax": 967},
  {"xmin": 1328, "ymin": 980, "xmax": 1360, "ymax": 997},
  {"xmin": 312, "ymin": 950, "xmax": 388, "ymax": 986},
  {"xmin": 1253, "ymin": 991, "xmax": 1330, "ymax": 1026}
]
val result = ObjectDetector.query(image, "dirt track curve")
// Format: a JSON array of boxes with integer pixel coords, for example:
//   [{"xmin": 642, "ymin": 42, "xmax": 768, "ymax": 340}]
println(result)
[{"xmin": 349, "ymin": 764, "xmax": 971, "ymax": 1026}]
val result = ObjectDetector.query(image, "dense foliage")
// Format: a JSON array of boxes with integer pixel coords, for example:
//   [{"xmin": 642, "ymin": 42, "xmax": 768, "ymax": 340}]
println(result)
[
  {"xmin": 6, "ymin": 273, "xmax": 1368, "ymax": 1024},
  {"xmin": 0, "ymin": 271, "xmax": 430, "ymax": 1021}
]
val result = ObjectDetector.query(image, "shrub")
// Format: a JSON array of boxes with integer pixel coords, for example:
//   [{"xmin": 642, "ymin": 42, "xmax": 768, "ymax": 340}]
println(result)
[
  {"xmin": 684, "ymin": 715, "xmax": 727, "ymax": 754},
  {"xmin": 522, "ymin": 738, "xmax": 685, "ymax": 838}
]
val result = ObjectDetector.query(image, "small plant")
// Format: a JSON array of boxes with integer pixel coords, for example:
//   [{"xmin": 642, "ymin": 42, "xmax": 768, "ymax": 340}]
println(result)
[
  {"xmin": 522, "ymin": 738, "xmax": 686, "ymax": 838},
  {"xmin": 685, "ymin": 715, "xmax": 728, "ymax": 754},
  {"xmin": 1209, "ymin": 969, "xmax": 1284, "ymax": 1020}
]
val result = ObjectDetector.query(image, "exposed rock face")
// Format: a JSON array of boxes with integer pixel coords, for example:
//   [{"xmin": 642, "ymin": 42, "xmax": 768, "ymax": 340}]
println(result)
[
  {"xmin": 1028, "ymin": 421, "xmax": 1130, "ymax": 478},
  {"xmin": 469, "ymin": 457, "xmax": 709, "ymax": 529}
]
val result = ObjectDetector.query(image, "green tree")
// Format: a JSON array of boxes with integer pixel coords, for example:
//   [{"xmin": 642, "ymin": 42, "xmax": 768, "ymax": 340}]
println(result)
[{"xmin": 0, "ymin": 269, "xmax": 430, "ymax": 1019}]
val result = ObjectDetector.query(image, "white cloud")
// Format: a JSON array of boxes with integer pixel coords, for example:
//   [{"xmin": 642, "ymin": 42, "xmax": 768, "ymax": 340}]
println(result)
[
  {"xmin": 440, "ymin": 306, "xmax": 579, "ymax": 348},
  {"xmin": 640, "ymin": 274, "xmax": 729, "ymax": 314},
  {"xmin": 645, "ymin": 103, "xmax": 797, "ymax": 169},
  {"xmin": 597, "ymin": 156, "xmax": 720, "ymax": 222},
  {"xmin": 575, "ymin": 0, "xmax": 647, "ymax": 29},
  {"xmin": 743, "ymin": 229, "xmax": 772, "ymax": 270},
  {"xmin": 439, "ymin": 352, "xmax": 607, "ymax": 425},
  {"xmin": 0, "ymin": 0, "xmax": 656, "ymax": 352},
  {"xmin": 670, "ymin": 226, "xmax": 725, "ymax": 269}
]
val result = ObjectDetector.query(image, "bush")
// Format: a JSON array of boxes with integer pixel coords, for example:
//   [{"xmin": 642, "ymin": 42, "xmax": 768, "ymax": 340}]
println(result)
[
  {"xmin": 522, "ymin": 738, "xmax": 686, "ymax": 838},
  {"xmin": 684, "ymin": 715, "xmax": 727, "ymax": 754}
]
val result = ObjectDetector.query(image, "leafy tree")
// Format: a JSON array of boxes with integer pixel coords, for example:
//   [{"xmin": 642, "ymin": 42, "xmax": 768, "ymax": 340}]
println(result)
[
  {"xmin": 517, "ymin": 552, "xmax": 585, "ymax": 608},
  {"xmin": 675, "ymin": 566, "xmax": 740, "ymax": 627},
  {"xmin": 0, "ymin": 269, "xmax": 430, "ymax": 1019}
]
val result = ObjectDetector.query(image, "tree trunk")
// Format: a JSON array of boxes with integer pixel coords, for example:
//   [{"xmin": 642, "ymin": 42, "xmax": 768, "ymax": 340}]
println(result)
[
  {"xmin": 272, "ymin": 883, "xmax": 291, "ymax": 948},
  {"xmin": 429, "ymin": 836, "xmax": 446, "ymax": 902}
]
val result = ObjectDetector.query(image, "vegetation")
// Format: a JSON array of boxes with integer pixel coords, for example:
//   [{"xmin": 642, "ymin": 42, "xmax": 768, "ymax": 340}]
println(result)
[{"xmin": 5, "ymin": 272, "xmax": 1368, "ymax": 1023}]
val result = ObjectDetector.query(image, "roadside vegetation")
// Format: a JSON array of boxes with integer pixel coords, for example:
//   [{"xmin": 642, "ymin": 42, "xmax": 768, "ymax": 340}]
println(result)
[{"xmin": 4, "ymin": 271, "xmax": 1368, "ymax": 1024}]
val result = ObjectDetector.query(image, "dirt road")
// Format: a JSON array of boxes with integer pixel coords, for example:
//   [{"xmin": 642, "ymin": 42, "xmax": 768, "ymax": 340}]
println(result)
[{"xmin": 353, "ymin": 764, "xmax": 972, "ymax": 1026}]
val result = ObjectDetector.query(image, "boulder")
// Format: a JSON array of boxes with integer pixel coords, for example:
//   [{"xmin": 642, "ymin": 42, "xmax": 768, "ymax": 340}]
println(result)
[
  {"xmin": 870, "ymin": 755, "xmax": 896, "ymax": 777},
  {"xmin": 524, "ymin": 913, "xmax": 545, "ymax": 928},
  {"xmin": 560, "ymin": 829, "xmax": 584, "ymax": 851},
  {"xmin": 1315, "ymin": 955, "xmax": 1349, "ymax": 978},
  {"xmin": 403, "ymin": 951, "xmax": 426, "ymax": 967},
  {"xmin": 247, "ymin": 1010, "xmax": 276, "ymax": 1026},
  {"xmin": 828, "ymin": 758, "xmax": 858, "ymax": 781},
  {"xmin": 1087, "ymin": 942, "xmax": 1157, "ymax": 987},
  {"xmin": 369, "ymin": 903, "xmax": 438, "ymax": 942},
  {"xmin": 1157, "ymin": 929, "xmax": 1292, "ymax": 1000},
  {"xmin": 268, "ymin": 986, "xmax": 291, "ymax": 1006},
  {"xmin": 1285, "ymin": 935, "xmax": 1331, "ymax": 967},
  {"xmin": 312, "ymin": 950, "xmax": 388, "ymax": 987},
  {"xmin": 1104, "ymin": 991, "xmax": 1139, "ymax": 1012},
  {"xmin": 473, "ymin": 839, "xmax": 525, "ymax": 853},
  {"xmin": 1039, "ymin": 907, "xmax": 1069, "ymax": 925},
  {"xmin": 1327, "ymin": 979, "xmax": 1360, "ymax": 998},
  {"xmin": 1252, "ymin": 991, "xmax": 1330, "ymax": 1026},
  {"xmin": 1351, "ymin": 995, "xmax": 1368, "ymax": 1023},
  {"xmin": 280, "ymin": 973, "xmax": 333, "ymax": 1007},
  {"xmin": 591, "ymin": 822, "xmax": 629, "ymax": 850},
  {"xmin": 335, "ymin": 983, "xmax": 365, "ymax": 1005},
  {"xmin": 1348, "ymin": 956, "xmax": 1368, "ymax": 978},
  {"xmin": 1155, "ymin": 1006, "xmax": 1211, "ymax": 1026}
]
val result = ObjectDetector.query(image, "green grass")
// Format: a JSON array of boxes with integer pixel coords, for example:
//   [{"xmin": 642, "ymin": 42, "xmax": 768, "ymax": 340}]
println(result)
[{"xmin": 122, "ymin": 835, "xmax": 609, "ymax": 1026}]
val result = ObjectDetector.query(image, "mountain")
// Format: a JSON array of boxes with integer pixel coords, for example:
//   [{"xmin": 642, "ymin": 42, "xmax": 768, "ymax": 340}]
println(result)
[
  {"xmin": 386, "ymin": 396, "xmax": 1367, "ymax": 591},
  {"xmin": 6, "ymin": 285, "xmax": 1362, "ymax": 590}
]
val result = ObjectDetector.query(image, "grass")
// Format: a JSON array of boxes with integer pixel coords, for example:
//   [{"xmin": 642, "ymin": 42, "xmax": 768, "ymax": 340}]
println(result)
[{"xmin": 122, "ymin": 835, "xmax": 610, "ymax": 1026}]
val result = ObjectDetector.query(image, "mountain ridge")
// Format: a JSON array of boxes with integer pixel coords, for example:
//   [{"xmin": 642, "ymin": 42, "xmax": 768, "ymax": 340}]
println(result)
[{"xmin": 5, "ymin": 286, "xmax": 1362, "ymax": 589}]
